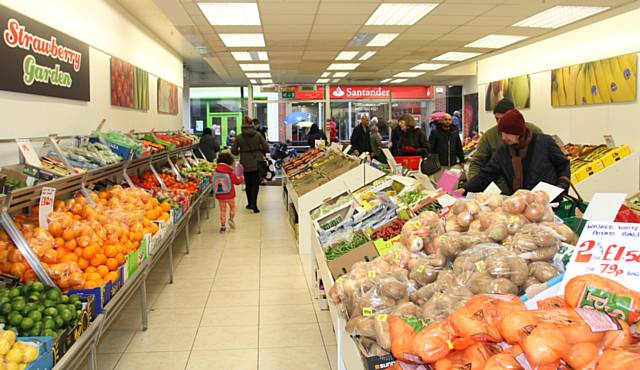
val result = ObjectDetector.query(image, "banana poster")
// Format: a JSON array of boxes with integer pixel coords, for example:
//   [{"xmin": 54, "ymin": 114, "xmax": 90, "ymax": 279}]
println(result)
[
  {"xmin": 551, "ymin": 53, "xmax": 637, "ymax": 106},
  {"xmin": 485, "ymin": 75, "xmax": 530, "ymax": 111}
]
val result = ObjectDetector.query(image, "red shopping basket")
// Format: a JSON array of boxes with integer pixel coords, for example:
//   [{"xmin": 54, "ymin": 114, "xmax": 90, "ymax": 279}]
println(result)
[{"xmin": 394, "ymin": 156, "xmax": 421, "ymax": 170}]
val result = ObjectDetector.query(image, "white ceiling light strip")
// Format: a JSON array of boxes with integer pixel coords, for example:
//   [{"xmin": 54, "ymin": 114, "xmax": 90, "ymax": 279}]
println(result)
[
  {"xmin": 198, "ymin": 3, "xmax": 261, "ymax": 26},
  {"xmin": 394, "ymin": 71, "xmax": 424, "ymax": 78},
  {"xmin": 381, "ymin": 78, "xmax": 391, "ymax": 83},
  {"xmin": 317, "ymin": 78, "xmax": 330, "ymax": 83},
  {"xmin": 411, "ymin": 63, "xmax": 448, "ymax": 71},
  {"xmin": 513, "ymin": 5, "xmax": 608, "ymax": 29},
  {"xmin": 391, "ymin": 79, "xmax": 407, "ymax": 83},
  {"xmin": 321, "ymin": 72, "xmax": 330, "ymax": 78},
  {"xmin": 246, "ymin": 72, "xmax": 271, "ymax": 78},
  {"xmin": 239, "ymin": 63, "xmax": 270, "ymax": 71},
  {"xmin": 336, "ymin": 51, "xmax": 359, "ymax": 61},
  {"xmin": 465, "ymin": 34, "xmax": 528, "ymax": 48},
  {"xmin": 219, "ymin": 34, "xmax": 265, "ymax": 47},
  {"xmin": 367, "ymin": 33, "xmax": 399, "ymax": 47},
  {"xmin": 333, "ymin": 72, "xmax": 349, "ymax": 78},
  {"xmin": 433, "ymin": 51, "xmax": 481, "ymax": 61},
  {"xmin": 327, "ymin": 63, "xmax": 360, "ymax": 70},
  {"xmin": 366, "ymin": 3, "xmax": 439, "ymax": 26},
  {"xmin": 261, "ymin": 79, "xmax": 273, "ymax": 84},
  {"xmin": 232, "ymin": 52, "xmax": 268, "ymax": 61},
  {"xmin": 359, "ymin": 51, "xmax": 377, "ymax": 60}
]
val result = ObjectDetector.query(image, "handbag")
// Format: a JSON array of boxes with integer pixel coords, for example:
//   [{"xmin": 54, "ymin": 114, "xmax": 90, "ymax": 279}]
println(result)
[{"xmin": 420, "ymin": 154, "xmax": 441, "ymax": 175}]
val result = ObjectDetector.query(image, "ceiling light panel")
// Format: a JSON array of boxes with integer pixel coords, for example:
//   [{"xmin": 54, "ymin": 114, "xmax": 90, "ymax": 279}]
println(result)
[
  {"xmin": 394, "ymin": 71, "xmax": 425, "ymax": 78},
  {"xmin": 246, "ymin": 72, "xmax": 271, "ymax": 78},
  {"xmin": 433, "ymin": 51, "xmax": 481, "ymax": 61},
  {"xmin": 366, "ymin": 3, "xmax": 439, "ymax": 26},
  {"xmin": 336, "ymin": 51, "xmax": 359, "ymax": 60},
  {"xmin": 231, "ymin": 51, "xmax": 268, "ymax": 61},
  {"xmin": 317, "ymin": 78, "xmax": 330, "ymax": 83},
  {"xmin": 411, "ymin": 63, "xmax": 448, "ymax": 71},
  {"xmin": 381, "ymin": 78, "xmax": 391, "ymax": 83},
  {"xmin": 359, "ymin": 51, "xmax": 376, "ymax": 60},
  {"xmin": 198, "ymin": 3, "xmax": 261, "ymax": 26},
  {"xmin": 321, "ymin": 72, "xmax": 330, "ymax": 78},
  {"xmin": 261, "ymin": 79, "xmax": 273, "ymax": 84},
  {"xmin": 333, "ymin": 72, "xmax": 349, "ymax": 78},
  {"xmin": 328, "ymin": 63, "xmax": 360, "ymax": 70},
  {"xmin": 513, "ymin": 6, "xmax": 608, "ymax": 29},
  {"xmin": 391, "ymin": 79, "xmax": 407, "ymax": 83},
  {"xmin": 249, "ymin": 79, "xmax": 257, "ymax": 84},
  {"xmin": 465, "ymin": 34, "xmax": 528, "ymax": 48},
  {"xmin": 219, "ymin": 34, "xmax": 265, "ymax": 47},
  {"xmin": 239, "ymin": 63, "xmax": 270, "ymax": 71},
  {"xmin": 367, "ymin": 33, "xmax": 399, "ymax": 47}
]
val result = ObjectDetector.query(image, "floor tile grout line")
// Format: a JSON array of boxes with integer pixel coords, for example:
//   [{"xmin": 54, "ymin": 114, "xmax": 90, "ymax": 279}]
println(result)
[{"xmin": 257, "ymin": 191, "xmax": 263, "ymax": 370}]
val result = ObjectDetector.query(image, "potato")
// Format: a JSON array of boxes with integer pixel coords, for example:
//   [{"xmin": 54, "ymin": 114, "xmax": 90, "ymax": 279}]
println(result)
[
  {"xmin": 467, "ymin": 271, "xmax": 493, "ymax": 294},
  {"xmin": 379, "ymin": 278, "xmax": 407, "ymax": 300},
  {"xmin": 529, "ymin": 261, "xmax": 560, "ymax": 283},
  {"xmin": 445, "ymin": 218, "xmax": 464, "ymax": 232},
  {"xmin": 488, "ymin": 223, "xmax": 509, "ymax": 242},
  {"xmin": 409, "ymin": 264, "xmax": 438, "ymax": 286},
  {"xmin": 484, "ymin": 278, "xmax": 518, "ymax": 295},
  {"xmin": 438, "ymin": 233, "xmax": 462, "ymax": 258},
  {"xmin": 507, "ymin": 256, "xmax": 529, "ymax": 286},
  {"xmin": 524, "ymin": 203, "xmax": 544, "ymax": 222},
  {"xmin": 393, "ymin": 302, "xmax": 419, "ymax": 316},
  {"xmin": 346, "ymin": 317, "xmax": 376, "ymax": 337},
  {"xmin": 507, "ymin": 215, "xmax": 527, "ymax": 234},
  {"xmin": 453, "ymin": 255, "xmax": 475, "ymax": 275},
  {"xmin": 527, "ymin": 245, "xmax": 558, "ymax": 262},
  {"xmin": 459, "ymin": 232, "xmax": 491, "ymax": 249},
  {"xmin": 487, "ymin": 194, "xmax": 504, "ymax": 209},
  {"xmin": 503, "ymin": 197, "xmax": 526, "ymax": 215},
  {"xmin": 485, "ymin": 256, "xmax": 511, "ymax": 279},
  {"xmin": 534, "ymin": 229, "xmax": 560, "ymax": 249},
  {"xmin": 410, "ymin": 284, "xmax": 439, "ymax": 306},
  {"xmin": 374, "ymin": 318, "xmax": 391, "ymax": 350},
  {"xmin": 457, "ymin": 211, "xmax": 473, "ymax": 229},
  {"xmin": 523, "ymin": 276, "xmax": 540, "ymax": 291}
]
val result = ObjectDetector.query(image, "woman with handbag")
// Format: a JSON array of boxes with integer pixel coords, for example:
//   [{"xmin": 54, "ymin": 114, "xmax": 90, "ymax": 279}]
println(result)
[
  {"xmin": 231, "ymin": 116, "xmax": 269, "ymax": 213},
  {"xmin": 396, "ymin": 114, "xmax": 429, "ymax": 157}
]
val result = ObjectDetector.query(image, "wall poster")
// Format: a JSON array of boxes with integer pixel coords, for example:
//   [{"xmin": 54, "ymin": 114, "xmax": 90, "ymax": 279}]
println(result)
[
  {"xmin": 110, "ymin": 57, "xmax": 149, "ymax": 110},
  {"xmin": 157, "ymin": 78, "xmax": 178, "ymax": 114},
  {"xmin": 551, "ymin": 53, "xmax": 637, "ymax": 107},
  {"xmin": 0, "ymin": 4, "xmax": 90, "ymax": 101},
  {"xmin": 463, "ymin": 93, "xmax": 478, "ymax": 142},
  {"xmin": 485, "ymin": 75, "xmax": 530, "ymax": 111}
]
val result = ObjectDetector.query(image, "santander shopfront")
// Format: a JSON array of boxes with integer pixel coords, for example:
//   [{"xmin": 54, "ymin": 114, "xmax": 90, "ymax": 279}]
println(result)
[{"xmin": 328, "ymin": 85, "xmax": 435, "ymax": 141}]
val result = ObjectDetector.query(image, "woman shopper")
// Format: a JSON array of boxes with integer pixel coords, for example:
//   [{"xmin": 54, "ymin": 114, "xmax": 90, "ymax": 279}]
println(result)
[
  {"xmin": 370, "ymin": 124, "xmax": 387, "ymax": 162},
  {"xmin": 198, "ymin": 127, "xmax": 220, "ymax": 162},
  {"xmin": 213, "ymin": 152, "xmax": 244, "ymax": 233},
  {"xmin": 395, "ymin": 114, "xmax": 429, "ymax": 157},
  {"xmin": 307, "ymin": 123, "xmax": 327, "ymax": 148},
  {"xmin": 428, "ymin": 113, "xmax": 465, "ymax": 181},
  {"xmin": 461, "ymin": 109, "xmax": 570, "ymax": 196},
  {"xmin": 231, "ymin": 116, "xmax": 269, "ymax": 213}
]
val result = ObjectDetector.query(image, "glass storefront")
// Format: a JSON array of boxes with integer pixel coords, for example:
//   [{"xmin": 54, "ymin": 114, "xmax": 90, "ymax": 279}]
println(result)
[
  {"xmin": 330, "ymin": 101, "xmax": 389, "ymax": 141},
  {"xmin": 391, "ymin": 100, "xmax": 434, "ymax": 137}
]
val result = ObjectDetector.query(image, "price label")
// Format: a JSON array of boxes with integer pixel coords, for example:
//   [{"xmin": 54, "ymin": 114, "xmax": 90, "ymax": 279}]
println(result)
[
  {"xmin": 16, "ymin": 139, "xmax": 42, "ymax": 167},
  {"xmin": 39, "ymin": 187, "xmax": 56, "ymax": 229}
]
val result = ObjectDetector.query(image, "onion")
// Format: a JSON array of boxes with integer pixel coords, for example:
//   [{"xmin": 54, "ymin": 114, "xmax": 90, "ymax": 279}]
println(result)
[
  {"xmin": 487, "ymin": 194, "xmax": 504, "ymax": 209},
  {"xmin": 457, "ymin": 212, "xmax": 473, "ymax": 228},
  {"xmin": 533, "ymin": 191, "xmax": 550, "ymax": 204},
  {"xmin": 407, "ymin": 235, "xmax": 424, "ymax": 252},
  {"xmin": 503, "ymin": 197, "xmax": 526, "ymax": 215},
  {"xmin": 524, "ymin": 203, "xmax": 544, "ymax": 222},
  {"xmin": 467, "ymin": 200, "xmax": 481, "ymax": 215},
  {"xmin": 453, "ymin": 200, "xmax": 467, "ymax": 214}
]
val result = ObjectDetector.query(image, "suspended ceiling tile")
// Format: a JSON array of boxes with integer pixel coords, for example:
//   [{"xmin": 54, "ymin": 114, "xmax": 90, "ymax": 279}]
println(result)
[
  {"xmin": 304, "ymin": 41, "xmax": 348, "ymax": 49},
  {"xmin": 429, "ymin": 3, "xmax": 496, "ymax": 16},
  {"xmin": 266, "ymin": 33, "xmax": 310, "ymax": 41},
  {"xmin": 449, "ymin": 25, "xmax": 505, "ymax": 34},
  {"xmin": 495, "ymin": 3, "xmax": 553, "ymax": 16},
  {"xmin": 212, "ymin": 26, "xmax": 262, "ymax": 33},
  {"xmin": 314, "ymin": 14, "xmax": 370, "ymax": 25},
  {"xmin": 396, "ymin": 32, "xmax": 445, "ymax": 41},
  {"xmin": 268, "ymin": 51, "xmax": 304, "ymax": 57},
  {"xmin": 259, "ymin": 2, "xmax": 319, "ymax": 15},
  {"xmin": 261, "ymin": 13, "xmax": 316, "ymax": 24},
  {"xmin": 437, "ymin": 33, "xmax": 479, "ymax": 41},
  {"xmin": 307, "ymin": 32, "xmax": 354, "ymax": 41},
  {"xmin": 268, "ymin": 40, "xmax": 308, "ymax": 48},
  {"xmin": 317, "ymin": 2, "xmax": 378, "ymax": 14},
  {"xmin": 182, "ymin": 2, "xmax": 202, "ymax": 16},
  {"xmin": 311, "ymin": 23, "xmax": 362, "ymax": 33},
  {"xmin": 302, "ymin": 51, "xmax": 340, "ymax": 60},
  {"xmin": 190, "ymin": 14, "xmax": 210, "ymax": 27},
  {"xmin": 263, "ymin": 24, "xmax": 312, "ymax": 33},
  {"xmin": 358, "ymin": 25, "xmax": 410, "ymax": 33},
  {"xmin": 465, "ymin": 16, "xmax": 524, "ymax": 26},
  {"xmin": 414, "ymin": 15, "xmax": 476, "ymax": 26}
]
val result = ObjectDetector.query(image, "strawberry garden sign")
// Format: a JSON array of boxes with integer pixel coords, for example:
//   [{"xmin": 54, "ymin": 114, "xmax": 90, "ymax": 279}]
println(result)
[{"xmin": 0, "ymin": 4, "xmax": 90, "ymax": 101}]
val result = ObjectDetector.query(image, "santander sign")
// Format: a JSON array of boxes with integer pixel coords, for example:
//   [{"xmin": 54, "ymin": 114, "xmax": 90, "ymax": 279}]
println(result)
[{"xmin": 330, "ymin": 86, "xmax": 390, "ymax": 99}]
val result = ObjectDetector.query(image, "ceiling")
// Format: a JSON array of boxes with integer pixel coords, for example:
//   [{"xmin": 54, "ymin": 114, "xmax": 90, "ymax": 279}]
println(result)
[{"xmin": 117, "ymin": 0, "xmax": 638, "ymax": 86}]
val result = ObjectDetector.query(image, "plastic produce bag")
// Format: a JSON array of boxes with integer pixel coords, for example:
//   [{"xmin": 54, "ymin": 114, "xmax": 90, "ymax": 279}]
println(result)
[{"xmin": 400, "ymin": 211, "xmax": 445, "ymax": 254}]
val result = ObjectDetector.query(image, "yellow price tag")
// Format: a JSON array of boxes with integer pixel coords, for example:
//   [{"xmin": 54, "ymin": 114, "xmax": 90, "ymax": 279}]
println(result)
[
  {"xmin": 368, "ymin": 270, "xmax": 376, "ymax": 278},
  {"xmin": 417, "ymin": 265, "xmax": 425, "ymax": 273},
  {"xmin": 363, "ymin": 307, "xmax": 374, "ymax": 317},
  {"xmin": 376, "ymin": 314, "xmax": 388, "ymax": 322},
  {"xmin": 447, "ymin": 340, "xmax": 454, "ymax": 350},
  {"xmin": 393, "ymin": 251, "xmax": 400, "ymax": 262},
  {"xmin": 475, "ymin": 260, "xmax": 486, "ymax": 272}
]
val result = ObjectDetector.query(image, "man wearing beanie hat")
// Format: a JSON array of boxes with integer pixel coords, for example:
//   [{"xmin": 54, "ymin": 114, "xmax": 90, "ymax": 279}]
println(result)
[
  {"xmin": 468, "ymin": 99, "xmax": 542, "ymax": 193},
  {"xmin": 461, "ymin": 108, "xmax": 570, "ymax": 196}
]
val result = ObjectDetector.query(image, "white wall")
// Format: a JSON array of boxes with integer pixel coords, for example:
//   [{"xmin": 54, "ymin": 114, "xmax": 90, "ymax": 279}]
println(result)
[
  {"xmin": 0, "ymin": 0, "xmax": 184, "ymax": 163},
  {"xmin": 476, "ymin": 8, "xmax": 640, "ymax": 151}
]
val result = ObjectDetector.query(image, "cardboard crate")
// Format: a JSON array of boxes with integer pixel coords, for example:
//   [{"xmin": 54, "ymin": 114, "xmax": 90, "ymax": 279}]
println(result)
[
  {"xmin": 354, "ymin": 337, "xmax": 397, "ymax": 370},
  {"xmin": 18, "ymin": 336, "xmax": 55, "ymax": 370},
  {"xmin": 124, "ymin": 237, "xmax": 148, "ymax": 282},
  {"xmin": 571, "ymin": 160, "xmax": 605, "ymax": 183},
  {"xmin": 601, "ymin": 144, "xmax": 631, "ymax": 167},
  {"xmin": 67, "ymin": 277, "xmax": 115, "ymax": 315},
  {"xmin": 327, "ymin": 241, "xmax": 379, "ymax": 280},
  {"xmin": 52, "ymin": 295, "xmax": 95, "ymax": 365}
]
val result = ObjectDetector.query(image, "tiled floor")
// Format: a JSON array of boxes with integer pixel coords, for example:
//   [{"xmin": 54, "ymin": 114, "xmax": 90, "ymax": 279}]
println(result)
[{"xmin": 76, "ymin": 186, "xmax": 336, "ymax": 370}]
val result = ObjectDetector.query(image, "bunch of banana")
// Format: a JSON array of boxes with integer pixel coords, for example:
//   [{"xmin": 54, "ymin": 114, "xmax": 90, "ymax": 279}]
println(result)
[
  {"xmin": 552, "ymin": 53, "xmax": 637, "ymax": 106},
  {"xmin": 508, "ymin": 75, "xmax": 530, "ymax": 108}
]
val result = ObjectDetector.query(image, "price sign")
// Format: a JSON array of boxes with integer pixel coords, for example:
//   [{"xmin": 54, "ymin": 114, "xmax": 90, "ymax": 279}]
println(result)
[
  {"xmin": 39, "ymin": 187, "xmax": 56, "ymax": 228},
  {"xmin": 561, "ymin": 221, "xmax": 640, "ymax": 320},
  {"xmin": 16, "ymin": 139, "xmax": 42, "ymax": 167}
]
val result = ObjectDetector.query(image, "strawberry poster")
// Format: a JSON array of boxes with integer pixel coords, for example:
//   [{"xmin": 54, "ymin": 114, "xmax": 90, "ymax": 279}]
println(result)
[
  {"xmin": 110, "ymin": 57, "xmax": 149, "ymax": 110},
  {"xmin": 0, "ymin": 4, "xmax": 90, "ymax": 101},
  {"xmin": 157, "ymin": 78, "xmax": 178, "ymax": 114}
]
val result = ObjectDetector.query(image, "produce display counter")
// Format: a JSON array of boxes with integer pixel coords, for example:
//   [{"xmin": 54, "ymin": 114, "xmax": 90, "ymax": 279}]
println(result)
[{"xmin": 574, "ymin": 150, "xmax": 639, "ymax": 200}]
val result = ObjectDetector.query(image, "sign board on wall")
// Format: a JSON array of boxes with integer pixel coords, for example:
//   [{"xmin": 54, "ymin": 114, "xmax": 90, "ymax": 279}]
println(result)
[
  {"xmin": 329, "ymin": 85, "xmax": 433, "ymax": 100},
  {"xmin": 0, "ymin": 4, "xmax": 90, "ymax": 101}
]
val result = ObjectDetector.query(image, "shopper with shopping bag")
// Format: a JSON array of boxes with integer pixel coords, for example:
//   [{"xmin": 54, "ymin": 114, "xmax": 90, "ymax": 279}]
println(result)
[{"xmin": 231, "ymin": 116, "xmax": 269, "ymax": 213}]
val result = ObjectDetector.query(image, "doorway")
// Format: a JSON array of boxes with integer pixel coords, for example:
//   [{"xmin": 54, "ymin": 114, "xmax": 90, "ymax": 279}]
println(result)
[{"xmin": 208, "ymin": 112, "xmax": 242, "ymax": 148}]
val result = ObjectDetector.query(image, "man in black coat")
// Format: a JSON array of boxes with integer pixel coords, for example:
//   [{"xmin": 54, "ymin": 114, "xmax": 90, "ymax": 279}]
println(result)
[
  {"xmin": 428, "ymin": 113, "xmax": 464, "ymax": 167},
  {"xmin": 198, "ymin": 127, "xmax": 220, "ymax": 162},
  {"xmin": 462, "ymin": 109, "xmax": 570, "ymax": 195},
  {"xmin": 350, "ymin": 115, "xmax": 371, "ymax": 155}
]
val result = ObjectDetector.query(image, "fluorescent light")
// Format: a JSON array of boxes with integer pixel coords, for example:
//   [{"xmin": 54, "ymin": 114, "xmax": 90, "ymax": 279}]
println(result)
[
  {"xmin": 219, "ymin": 34, "xmax": 265, "ymax": 47},
  {"xmin": 245, "ymin": 72, "xmax": 271, "ymax": 78},
  {"xmin": 411, "ymin": 63, "xmax": 448, "ymax": 71},
  {"xmin": 359, "ymin": 51, "xmax": 376, "ymax": 60},
  {"xmin": 232, "ymin": 51, "xmax": 268, "ymax": 61},
  {"xmin": 261, "ymin": 79, "xmax": 272, "ymax": 84},
  {"xmin": 336, "ymin": 51, "xmax": 359, "ymax": 60},
  {"xmin": 249, "ymin": 79, "xmax": 257, "ymax": 84},
  {"xmin": 394, "ymin": 71, "xmax": 425, "ymax": 78},
  {"xmin": 433, "ymin": 51, "xmax": 481, "ymax": 61},
  {"xmin": 513, "ymin": 6, "xmax": 608, "ymax": 29},
  {"xmin": 198, "ymin": 3, "xmax": 261, "ymax": 26},
  {"xmin": 239, "ymin": 63, "xmax": 270, "ymax": 71},
  {"xmin": 327, "ymin": 63, "xmax": 360, "ymax": 70},
  {"xmin": 391, "ymin": 79, "xmax": 407, "ymax": 83},
  {"xmin": 321, "ymin": 72, "xmax": 330, "ymax": 78},
  {"xmin": 381, "ymin": 78, "xmax": 391, "ymax": 83},
  {"xmin": 366, "ymin": 3, "xmax": 438, "ymax": 25},
  {"xmin": 465, "ymin": 34, "xmax": 528, "ymax": 48},
  {"xmin": 333, "ymin": 72, "xmax": 349, "ymax": 78},
  {"xmin": 332, "ymin": 79, "xmax": 340, "ymax": 83},
  {"xmin": 317, "ymin": 78, "xmax": 330, "ymax": 83},
  {"xmin": 367, "ymin": 33, "xmax": 399, "ymax": 47}
]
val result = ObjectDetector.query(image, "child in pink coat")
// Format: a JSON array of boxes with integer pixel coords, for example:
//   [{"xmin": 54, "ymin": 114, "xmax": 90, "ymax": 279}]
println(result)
[{"xmin": 213, "ymin": 152, "xmax": 244, "ymax": 232}]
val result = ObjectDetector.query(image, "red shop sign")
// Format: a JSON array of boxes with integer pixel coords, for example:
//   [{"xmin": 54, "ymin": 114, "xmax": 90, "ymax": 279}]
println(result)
[
  {"xmin": 294, "ymin": 85, "xmax": 324, "ymax": 100},
  {"xmin": 329, "ymin": 85, "xmax": 433, "ymax": 99}
]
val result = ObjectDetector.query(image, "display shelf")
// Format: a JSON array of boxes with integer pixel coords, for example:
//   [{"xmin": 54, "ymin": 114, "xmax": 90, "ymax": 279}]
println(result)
[{"xmin": 574, "ymin": 151, "xmax": 639, "ymax": 200}]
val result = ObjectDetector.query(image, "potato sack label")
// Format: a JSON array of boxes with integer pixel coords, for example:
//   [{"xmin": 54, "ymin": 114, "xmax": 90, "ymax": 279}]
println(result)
[{"xmin": 0, "ymin": 4, "xmax": 90, "ymax": 101}]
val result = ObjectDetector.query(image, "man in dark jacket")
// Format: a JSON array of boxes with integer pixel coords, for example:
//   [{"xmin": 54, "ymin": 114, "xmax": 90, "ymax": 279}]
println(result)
[
  {"xmin": 462, "ymin": 109, "xmax": 570, "ymax": 195},
  {"xmin": 396, "ymin": 114, "xmax": 429, "ymax": 157},
  {"xmin": 350, "ymin": 115, "xmax": 371, "ymax": 154},
  {"xmin": 429, "ymin": 113, "xmax": 464, "ymax": 167},
  {"xmin": 231, "ymin": 117, "xmax": 269, "ymax": 213},
  {"xmin": 198, "ymin": 127, "xmax": 220, "ymax": 162}
]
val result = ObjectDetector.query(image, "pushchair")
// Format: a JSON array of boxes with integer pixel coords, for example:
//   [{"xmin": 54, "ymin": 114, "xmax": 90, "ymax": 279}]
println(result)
[{"xmin": 270, "ymin": 141, "xmax": 298, "ymax": 170}]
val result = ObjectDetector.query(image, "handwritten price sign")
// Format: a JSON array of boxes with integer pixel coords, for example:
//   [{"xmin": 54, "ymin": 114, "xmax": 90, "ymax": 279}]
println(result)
[
  {"xmin": 562, "ymin": 222, "xmax": 640, "ymax": 290},
  {"xmin": 38, "ymin": 187, "xmax": 56, "ymax": 229}
]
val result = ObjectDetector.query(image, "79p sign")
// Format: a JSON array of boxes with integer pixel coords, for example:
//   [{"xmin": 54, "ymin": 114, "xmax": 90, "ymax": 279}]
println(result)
[{"xmin": 562, "ymin": 222, "xmax": 640, "ymax": 288}]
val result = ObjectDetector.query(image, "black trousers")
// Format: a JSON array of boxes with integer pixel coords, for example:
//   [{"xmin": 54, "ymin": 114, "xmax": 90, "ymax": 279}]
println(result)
[{"xmin": 244, "ymin": 170, "xmax": 260, "ymax": 208}]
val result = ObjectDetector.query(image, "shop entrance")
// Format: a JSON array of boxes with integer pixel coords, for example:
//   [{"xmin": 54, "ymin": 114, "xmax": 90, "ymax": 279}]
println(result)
[{"xmin": 208, "ymin": 112, "xmax": 242, "ymax": 148}]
